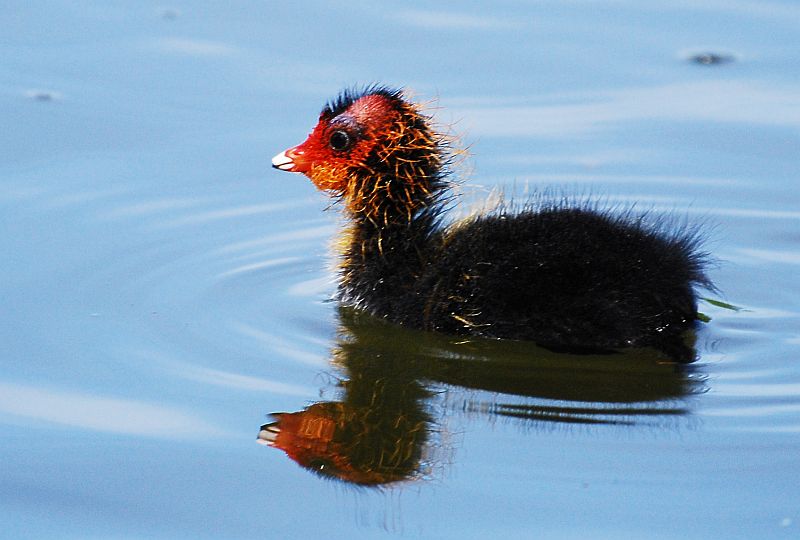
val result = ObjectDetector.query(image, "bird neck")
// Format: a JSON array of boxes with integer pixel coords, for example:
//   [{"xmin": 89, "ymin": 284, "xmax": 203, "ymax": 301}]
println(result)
[
  {"xmin": 335, "ymin": 116, "xmax": 451, "ymax": 307},
  {"xmin": 337, "ymin": 172, "xmax": 443, "ymax": 308}
]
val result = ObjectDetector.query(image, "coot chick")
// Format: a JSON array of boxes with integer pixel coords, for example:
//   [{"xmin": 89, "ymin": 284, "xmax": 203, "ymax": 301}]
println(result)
[{"xmin": 272, "ymin": 86, "xmax": 713, "ymax": 361}]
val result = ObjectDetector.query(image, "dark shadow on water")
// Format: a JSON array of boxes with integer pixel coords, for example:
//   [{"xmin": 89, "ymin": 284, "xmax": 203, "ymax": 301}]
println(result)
[
  {"xmin": 259, "ymin": 307, "xmax": 706, "ymax": 487},
  {"xmin": 687, "ymin": 51, "xmax": 735, "ymax": 66}
]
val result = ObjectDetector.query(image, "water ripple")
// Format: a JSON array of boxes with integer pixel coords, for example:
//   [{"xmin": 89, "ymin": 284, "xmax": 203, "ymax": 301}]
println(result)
[
  {"xmin": 215, "ymin": 256, "xmax": 302, "ymax": 279},
  {"xmin": 175, "ymin": 365, "xmax": 314, "ymax": 397},
  {"xmin": 158, "ymin": 200, "xmax": 312, "ymax": 228},
  {"xmin": 0, "ymin": 382, "xmax": 225, "ymax": 438},
  {"xmin": 453, "ymin": 80, "xmax": 800, "ymax": 137}
]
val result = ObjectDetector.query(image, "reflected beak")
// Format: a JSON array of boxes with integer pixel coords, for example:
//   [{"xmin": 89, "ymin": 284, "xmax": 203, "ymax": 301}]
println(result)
[
  {"xmin": 272, "ymin": 144, "xmax": 310, "ymax": 173},
  {"xmin": 257, "ymin": 418, "xmax": 282, "ymax": 446}
]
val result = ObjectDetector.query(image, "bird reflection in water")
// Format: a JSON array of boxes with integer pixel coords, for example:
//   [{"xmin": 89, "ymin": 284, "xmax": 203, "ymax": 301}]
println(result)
[{"xmin": 259, "ymin": 307, "xmax": 705, "ymax": 486}]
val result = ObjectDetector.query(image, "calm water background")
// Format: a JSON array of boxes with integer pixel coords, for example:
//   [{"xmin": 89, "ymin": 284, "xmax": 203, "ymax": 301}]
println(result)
[{"xmin": 2, "ymin": 1, "xmax": 800, "ymax": 538}]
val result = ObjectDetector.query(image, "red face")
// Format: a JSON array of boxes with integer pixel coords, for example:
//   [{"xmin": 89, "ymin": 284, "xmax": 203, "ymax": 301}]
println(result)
[
  {"xmin": 257, "ymin": 404, "xmax": 408, "ymax": 485},
  {"xmin": 272, "ymin": 94, "xmax": 401, "ymax": 193}
]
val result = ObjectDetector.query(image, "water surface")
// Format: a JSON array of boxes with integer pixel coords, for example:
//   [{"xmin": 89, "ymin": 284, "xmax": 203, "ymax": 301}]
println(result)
[{"xmin": 2, "ymin": 1, "xmax": 799, "ymax": 538}]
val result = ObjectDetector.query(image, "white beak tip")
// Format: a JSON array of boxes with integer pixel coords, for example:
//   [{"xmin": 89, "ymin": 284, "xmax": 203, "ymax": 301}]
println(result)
[
  {"xmin": 257, "ymin": 427, "xmax": 279, "ymax": 445},
  {"xmin": 271, "ymin": 150, "xmax": 295, "ymax": 171}
]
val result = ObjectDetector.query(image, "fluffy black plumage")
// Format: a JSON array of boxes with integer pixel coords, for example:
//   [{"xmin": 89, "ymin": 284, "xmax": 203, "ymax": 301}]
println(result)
[{"xmin": 340, "ymin": 198, "xmax": 711, "ymax": 362}]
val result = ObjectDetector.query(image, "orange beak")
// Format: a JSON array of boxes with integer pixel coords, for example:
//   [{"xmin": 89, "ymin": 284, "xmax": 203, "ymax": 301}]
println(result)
[{"xmin": 272, "ymin": 143, "xmax": 311, "ymax": 173}]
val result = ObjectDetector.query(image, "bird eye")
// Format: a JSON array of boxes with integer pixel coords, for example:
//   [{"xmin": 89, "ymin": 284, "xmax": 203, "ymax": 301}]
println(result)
[{"xmin": 329, "ymin": 130, "xmax": 351, "ymax": 152}]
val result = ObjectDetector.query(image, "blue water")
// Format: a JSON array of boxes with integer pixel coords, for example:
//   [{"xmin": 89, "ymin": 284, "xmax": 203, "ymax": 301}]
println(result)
[{"xmin": 2, "ymin": 1, "xmax": 799, "ymax": 538}]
